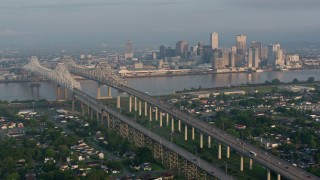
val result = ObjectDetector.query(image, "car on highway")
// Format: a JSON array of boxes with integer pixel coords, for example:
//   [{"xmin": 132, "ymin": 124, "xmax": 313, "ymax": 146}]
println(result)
[{"xmin": 249, "ymin": 151, "xmax": 257, "ymax": 156}]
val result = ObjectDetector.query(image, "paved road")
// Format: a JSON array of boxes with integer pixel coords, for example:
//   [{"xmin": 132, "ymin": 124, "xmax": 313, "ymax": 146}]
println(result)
[{"xmin": 74, "ymin": 89, "xmax": 235, "ymax": 180}]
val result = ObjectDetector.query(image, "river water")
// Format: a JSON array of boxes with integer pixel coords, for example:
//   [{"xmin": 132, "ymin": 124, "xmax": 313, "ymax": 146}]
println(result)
[{"xmin": 1, "ymin": 69, "xmax": 320, "ymax": 102}]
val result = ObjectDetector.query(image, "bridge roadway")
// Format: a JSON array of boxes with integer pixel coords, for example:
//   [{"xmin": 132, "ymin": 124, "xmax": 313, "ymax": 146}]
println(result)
[
  {"xmin": 69, "ymin": 70, "xmax": 320, "ymax": 180},
  {"xmin": 73, "ymin": 88, "xmax": 234, "ymax": 180}
]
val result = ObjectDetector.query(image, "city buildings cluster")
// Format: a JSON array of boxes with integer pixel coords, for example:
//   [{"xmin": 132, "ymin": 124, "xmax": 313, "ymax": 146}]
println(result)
[{"xmin": 157, "ymin": 32, "xmax": 302, "ymax": 72}]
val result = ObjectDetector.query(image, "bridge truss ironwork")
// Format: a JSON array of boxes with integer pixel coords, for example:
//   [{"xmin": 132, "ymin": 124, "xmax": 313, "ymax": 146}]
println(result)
[{"xmin": 23, "ymin": 56, "xmax": 81, "ymax": 91}]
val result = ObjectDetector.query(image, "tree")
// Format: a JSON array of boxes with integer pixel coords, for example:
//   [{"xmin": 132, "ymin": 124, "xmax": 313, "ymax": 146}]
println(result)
[
  {"xmin": 45, "ymin": 148, "xmax": 55, "ymax": 158},
  {"xmin": 6, "ymin": 172, "xmax": 20, "ymax": 180},
  {"xmin": 307, "ymin": 77, "xmax": 315, "ymax": 83},
  {"xmin": 135, "ymin": 147, "xmax": 153, "ymax": 163},
  {"xmin": 292, "ymin": 78, "xmax": 299, "ymax": 83},
  {"xmin": 271, "ymin": 78, "xmax": 281, "ymax": 84},
  {"xmin": 86, "ymin": 170, "xmax": 108, "ymax": 180}
]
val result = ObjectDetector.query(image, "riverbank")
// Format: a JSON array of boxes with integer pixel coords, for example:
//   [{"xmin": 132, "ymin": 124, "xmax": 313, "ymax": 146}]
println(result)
[{"xmin": 175, "ymin": 79, "xmax": 319, "ymax": 94}]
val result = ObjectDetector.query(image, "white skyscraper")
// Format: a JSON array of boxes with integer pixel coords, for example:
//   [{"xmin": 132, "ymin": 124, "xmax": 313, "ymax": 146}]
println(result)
[{"xmin": 210, "ymin": 32, "xmax": 218, "ymax": 49}]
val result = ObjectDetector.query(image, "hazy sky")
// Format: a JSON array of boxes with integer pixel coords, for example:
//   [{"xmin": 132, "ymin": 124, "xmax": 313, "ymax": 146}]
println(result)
[{"xmin": 0, "ymin": 0, "xmax": 319, "ymax": 49}]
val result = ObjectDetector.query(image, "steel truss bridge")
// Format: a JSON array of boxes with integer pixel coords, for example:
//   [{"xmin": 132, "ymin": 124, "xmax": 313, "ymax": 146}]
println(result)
[{"xmin": 22, "ymin": 56, "xmax": 320, "ymax": 180}]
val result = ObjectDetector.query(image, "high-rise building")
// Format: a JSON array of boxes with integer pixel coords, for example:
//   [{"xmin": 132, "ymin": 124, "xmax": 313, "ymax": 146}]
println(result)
[
  {"xmin": 159, "ymin": 45, "xmax": 166, "ymax": 59},
  {"xmin": 166, "ymin": 47, "xmax": 176, "ymax": 57},
  {"xmin": 175, "ymin": 40, "xmax": 188, "ymax": 58},
  {"xmin": 203, "ymin": 45, "xmax": 213, "ymax": 63},
  {"xmin": 197, "ymin": 41, "xmax": 204, "ymax": 57},
  {"xmin": 236, "ymin": 35, "xmax": 247, "ymax": 56},
  {"xmin": 190, "ymin": 46, "xmax": 198, "ymax": 59},
  {"xmin": 253, "ymin": 47, "xmax": 260, "ymax": 68},
  {"xmin": 222, "ymin": 50, "xmax": 230, "ymax": 67},
  {"xmin": 251, "ymin": 42, "xmax": 262, "ymax": 59},
  {"xmin": 276, "ymin": 48, "xmax": 284, "ymax": 65},
  {"xmin": 261, "ymin": 47, "xmax": 268, "ymax": 60},
  {"xmin": 210, "ymin": 32, "xmax": 218, "ymax": 49},
  {"xmin": 125, "ymin": 40, "xmax": 133, "ymax": 60},
  {"xmin": 212, "ymin": 48, "xmax": 223, "ymax": 69},
  {"xmin": 229, "ymin": 52, "xmax": 236, "ymax": 68},
  {"xmin": 248, "ymin": 47, "xmax": 260, "ymax": 68},
  {"xmin": 248, "ymin": 48, "xmax": 253, "ymax": 68},
  {"xmin": 267, "ymin": 43, "xmax": 281, "ymax": 66}
]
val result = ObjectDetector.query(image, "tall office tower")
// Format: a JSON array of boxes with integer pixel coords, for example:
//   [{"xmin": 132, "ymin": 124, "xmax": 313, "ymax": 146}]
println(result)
[
  {"xmin": 251, "ymin": 41, "xmax": 262, "ymax": 59},
  {"xmin": 197, "ymin": 41, "xmax": 204, "ymax": 57},
  {"xmin": 253, "ymin": 47, "xmax": 260, "ymax": 68},
  {"xmin": 229, "ymin": 52, "xmax": 236, "ymax": 68},
  {"xmin": 125, "ymin": 40, "xmax": 133, "ymax": 60},
  {"xmin": 203, "ymin": 45, "xmax": 213, "ymax": 63},
  {"xmin": 261, "ymin": 47, "xmax": 268, "ymax": 60},
  {"xmin": 210, "ymin": 32, "xmax": 219, "ymax": 49},
  {"xmin": 267, "ymin": 43, "xmax": 281, "ymax": 66},
  {"xmin": 231, "ymin": 46, "xmax": 237, "ymax": 53},
  {"xmin": 159, "ymin": 45, "xmax": 166, "ymax": 59},
  {"xmin": 248, "ymin": 47, "xmax": 260, "ymax": 68},
  {"xmin": 222, "ymin": 50, "xmax": 230, "ymax": 67},
  {"xmin": 236, "ymin": 35, "xmax": 247, "ymax": 56},
  {"xmin": 276, "ymin": 48, "xmax": 284, "ymax": 65},
  {"xmin": 212, "ymin": 48, "xmax": 223, "ymax": 69},
  {"xmin": 190, "ymin": 46, "xmax": 198, "ymax": 59},
  {"xmin": 165, "ymin": 47, "xmax": 176, "ymax": 57},
  {"xmin": 175, "ymin": 40, "xmax": 188, "ymax": 58},
  {"xmin": 248, "ymin": 48, "xmax": 253, "ymax": 68}
]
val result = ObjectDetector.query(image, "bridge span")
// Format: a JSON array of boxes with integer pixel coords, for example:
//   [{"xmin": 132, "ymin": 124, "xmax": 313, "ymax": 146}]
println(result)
[
  {"xmin": 22, "ymin": 56, "xmax": 233, "ymax": 179},
  {"xmin": 63, "ymin": 58, "xmax": 320, "ymax": 180},
  {"xmin": 73, "ymin": 88, "xmax": 233, "ymax": 180}
]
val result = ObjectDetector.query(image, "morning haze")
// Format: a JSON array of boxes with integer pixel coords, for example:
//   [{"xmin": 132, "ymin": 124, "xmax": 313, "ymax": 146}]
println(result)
[{"xmin": 0, "ymin": 0, "xmax": 319, "ymax": 48}]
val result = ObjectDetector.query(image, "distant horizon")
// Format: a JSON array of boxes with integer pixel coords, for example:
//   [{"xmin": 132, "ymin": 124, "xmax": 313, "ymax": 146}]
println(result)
[{"xmin": 0, "ymin": 0, "xmax": 319, "ymax": 51}]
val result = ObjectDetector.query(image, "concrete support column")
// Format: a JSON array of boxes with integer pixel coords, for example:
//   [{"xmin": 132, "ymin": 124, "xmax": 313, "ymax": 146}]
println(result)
[
  {"xmin": 106, "ymin": 113, "xmax": 110, "ymax": 128},
  {"xmin": 240, "ymin": 155, "xmax": 244, "ymax": 171},
  {"xmin": 155, "ymin": 107, "xmax": 158, "ymax": 121},
  {"xmin": 107, "ymin": 86, "xmax": 111, "ymax": 97},
  {"xmin": 200, "ymin": 134, "xmax": 203, "ymax": 149},
  {"xmin": 249, "ymin": 158, "xmax": 253, "ymax": 170},
  {"xmin": 100, "ymin": 112, "xmax": 104, "ymax": 126},
  {"xmin": 80, "ymin": 101, "xmax": 84, "ymax": 116},
  {"xmin": 208, "ymin": 136, "xmax": 211, "ymax": 148},
  {"xmin": 64, "ymin": 88, "xmax": 68, "ymax": 100},
  {"xmin": 218, "ymin": 143, "xmax": 222, "ymax": 159},
  {"xmin": 134, "ymin": 97, "xmax": 137, "ymax": 111},
  {"xmin": 96, "ymin": 111, "xmax": 99, "ymax": 122},
  {"xmin": 166, "ymin": 113, "xmax": 169, "ymax": 126},
  {"xmin": 72, "ymin": 98, "xmax": 75, "ymax": 112},
  {"xmin": 178, "ymin": 120, "xmax": 181, "ymax": 132},
  {"xmin": 96, "ymin": 85, "xmax": 101, "ymax": 99},
  {"xmin": 267, "ymin": 169, "xmax": 271, "ymax": 180},
  {"xmin": 56, "ymin": 85, "xmax": 60, "ymax": 101},
  {"xmin": 129, "ymin": 96, "xmax": 132, "ymax": 112},
  {"xmin": 117, "ymin": 96, "xmax": 120, "ymax": 109},
  {"xmin": 171, "ymin": 118, "xmax": 174, "ymax": 133},
  {"xmin": 149, "ymin": 106, "xmax": 152, "ymax": 121},
  {"xmin": 277, "ymin": 174, "xmax": 281, "ymax": 180},
  {"xmin": 227, "ymin": 146, "xmax": 230, "ymax": 159},
  {"xmin": 192, "ymin": 127, "xmax": 195, "ymax": 140},
  {"xmin": 184, "ymin": 124, "xmax": 188, "ymax": 140},
  {"xmin": 159, "ymin": 111, "xmax": 163, "ymax": 127},
  {"xmin": 144, "ymin": 102, "xmax": 148, "ymax": 116},
  {"xmin": 139, "ymin": 101, "xmax": 142, "ymax": 116}
]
